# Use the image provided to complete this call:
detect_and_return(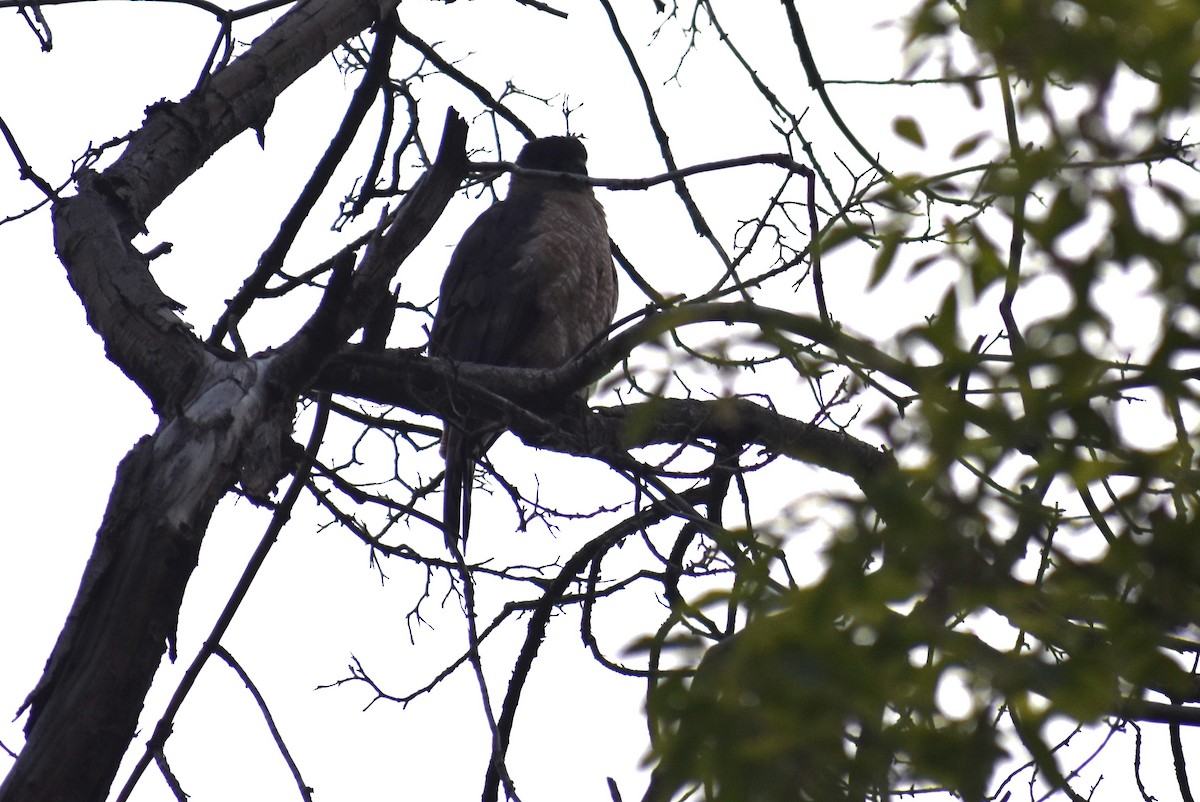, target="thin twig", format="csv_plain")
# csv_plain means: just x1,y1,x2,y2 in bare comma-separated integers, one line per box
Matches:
596,0,737,285
213,645,314,802
17,4,51,50
483,490,709,802
446,532,522,802
511,0,567,17
393,18,534,140
152,748,188,802
208,18,397,348
1172,707,1197,802
0,114,59,201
